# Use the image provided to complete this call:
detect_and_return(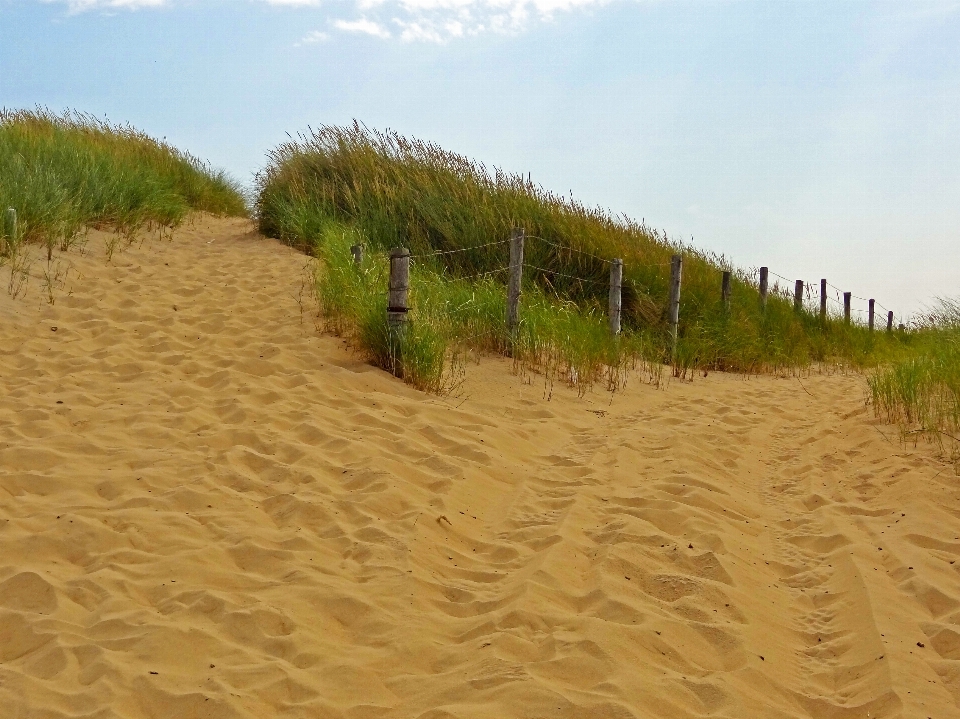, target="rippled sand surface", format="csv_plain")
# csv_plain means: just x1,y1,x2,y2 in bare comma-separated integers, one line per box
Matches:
2,216,959,718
